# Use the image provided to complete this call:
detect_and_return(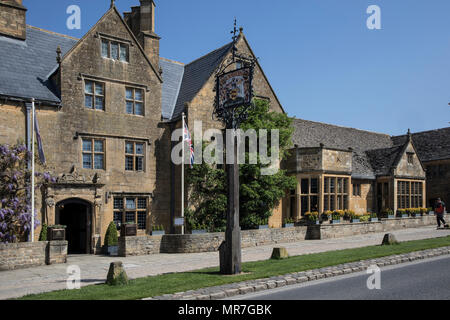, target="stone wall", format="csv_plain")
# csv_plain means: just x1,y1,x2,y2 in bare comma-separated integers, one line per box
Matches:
118,215,446,257
0,241,68,271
